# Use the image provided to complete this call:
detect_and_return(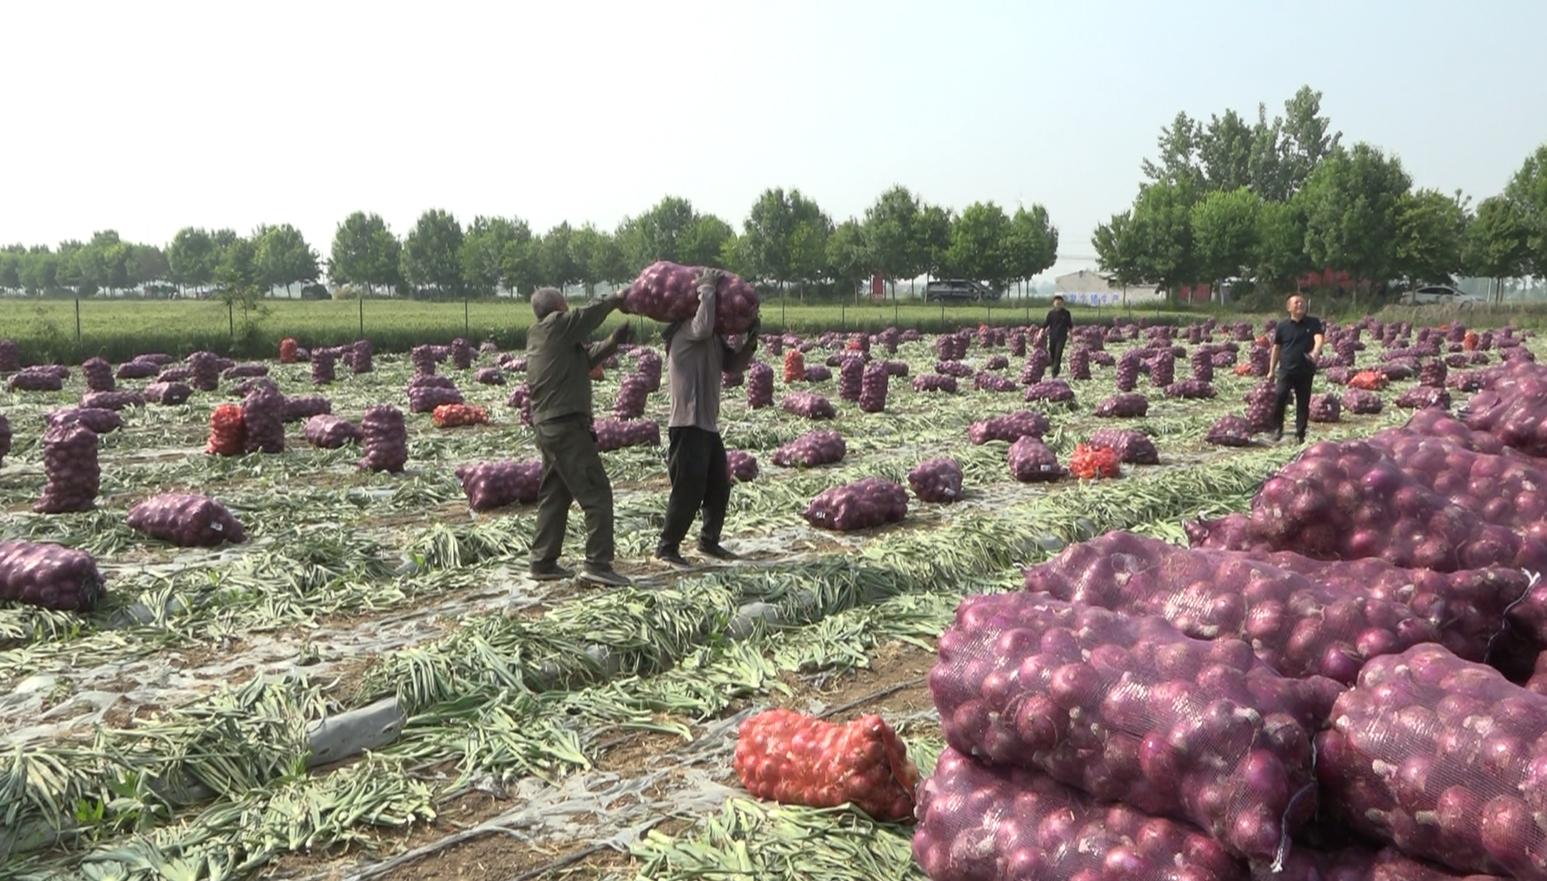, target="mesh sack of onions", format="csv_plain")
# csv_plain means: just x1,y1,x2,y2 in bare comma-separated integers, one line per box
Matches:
1342,388,1384,415
230,377,277,397
0,339,18,372
506,383,533,426
1069,346,1092,379
432,403,489,428
913,374,958,394
241,385,285,453
222,363,268,381
883,359,909,377
908,457,963,503
1350,370,1388,390
621,261,759,334
614,372,649,419
47,407,121,434
304,414,361,448
1206,415,1254,446
81,357,114,392
858,361,888,412
935,334,967,361
1022,531,1512,681
35,422,99,513
1149,350,1176,387
726,449,759,483
156,366,192,383
0,540,105,612
311,349,336,385
746,362,774,409
359,405,408,472
1420,358,1449,387
1115,350,1141,391
1323,366,1353,385
1382,361,1417,382
720,368,743,389
932,593,1336,863
1462,385,1547,455
410,345,437,376
803,364,832,382
450,337,473,370
781,392,836,419
0,413,9,467
474,367,505,385
1088,428,1159,465
1024,380,1074,403
772,430,846,468
282,394,331,423
1008,436,1064,482
1397,409,1509,453
1318,644,1547,879
593,418,659,452
915,748,1246,881
1397,386,1451,410
1021,347,1050,385
973,372,1017,392
407,381,463,413
1192,349,1215,382
1448,370,1489,392
1309,393,1342,423
1244,382,1278,431
278,337,299,363
984,354,1009,371
936,360,974,378
781,349,805,384
838,357,864,402
454,459,542,511
803,477,907,531
1166,379,1217,399
1094,392,1148,418
1008,331,1027,356
1070,442,1121,479
1248,345,1271,377
206,404,245,455
116,360,159,380
1213,349,1238,368
127,493,245,547
9,368,63,392
734,708,918,823
186,352,220,391
969,410,1049,445
348,339,373,373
